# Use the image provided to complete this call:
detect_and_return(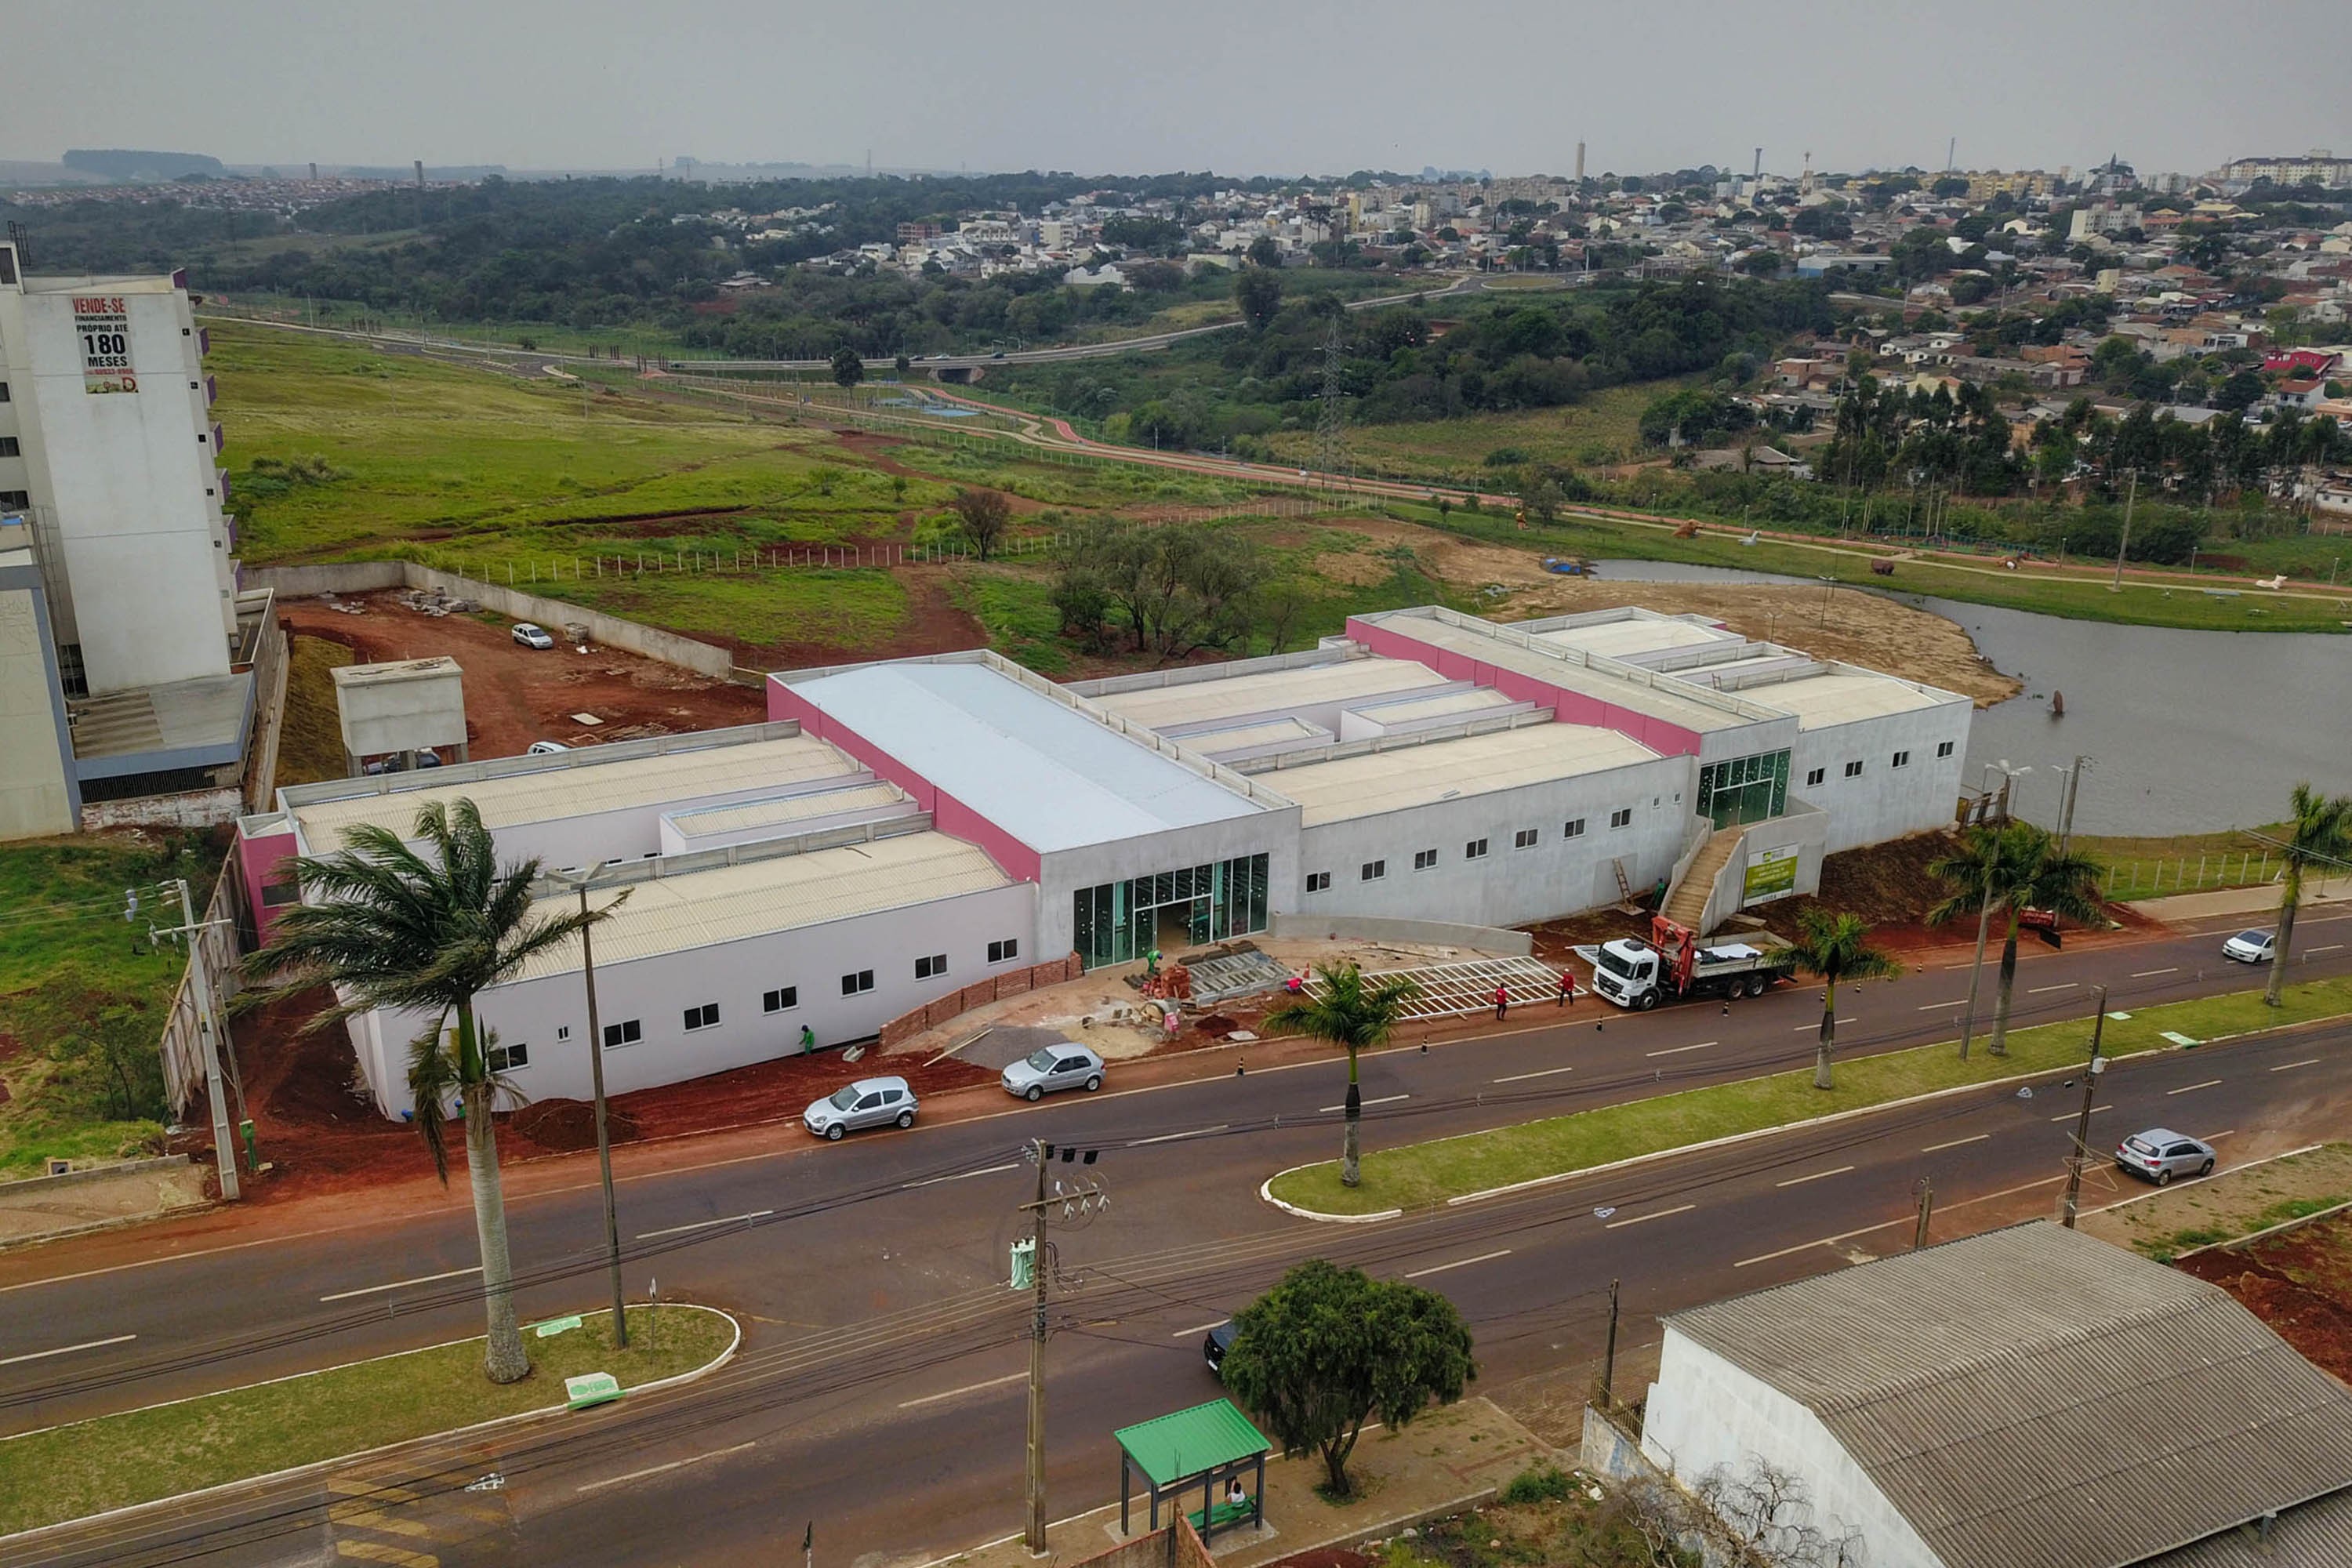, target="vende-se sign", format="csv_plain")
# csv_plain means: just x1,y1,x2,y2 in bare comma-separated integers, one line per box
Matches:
72,296,136,394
